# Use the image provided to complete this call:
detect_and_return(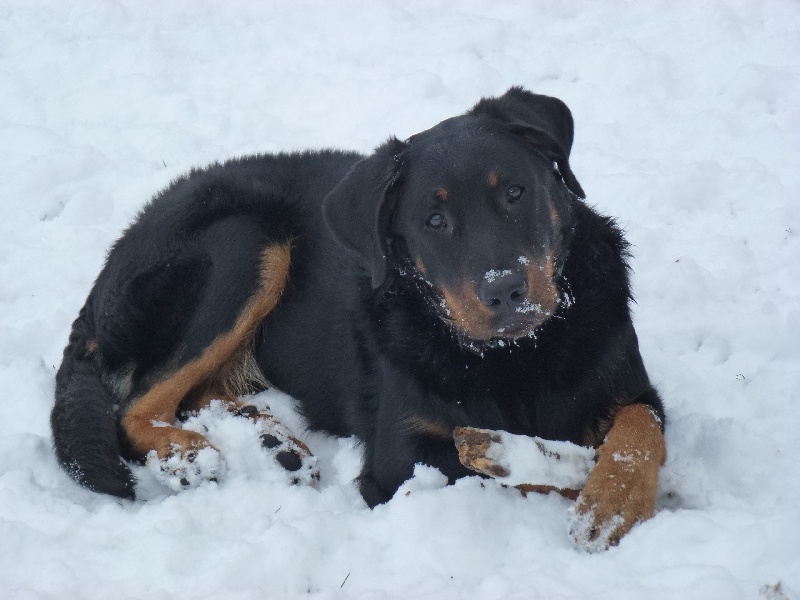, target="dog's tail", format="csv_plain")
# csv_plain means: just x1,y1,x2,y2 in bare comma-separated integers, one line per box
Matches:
51,307,135,499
